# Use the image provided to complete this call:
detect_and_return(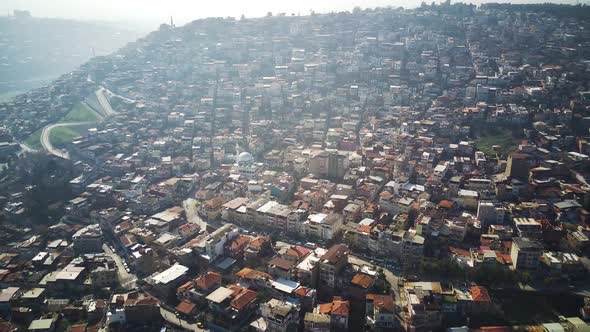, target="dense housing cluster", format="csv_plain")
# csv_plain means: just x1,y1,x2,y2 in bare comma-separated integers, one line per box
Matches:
1,3,590,332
